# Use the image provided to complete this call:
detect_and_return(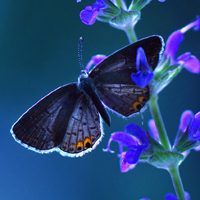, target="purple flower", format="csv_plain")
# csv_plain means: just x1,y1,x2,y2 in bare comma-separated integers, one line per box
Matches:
80,0,106,25
131,47,154,87
85,54,107,72
80,0,120,25
179,110,194,133
140,192,190,200
178,110,200,141
174,110,200,152
165,192,190,200
164,16,200,73
103,123,149,172
188,111,200,141
148,119,160,142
